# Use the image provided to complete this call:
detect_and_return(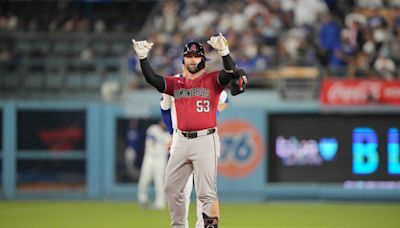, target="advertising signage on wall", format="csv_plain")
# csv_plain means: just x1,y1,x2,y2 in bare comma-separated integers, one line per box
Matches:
17,110,86,151
321,79,400,105
267,113,400,185
218,119,265,179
